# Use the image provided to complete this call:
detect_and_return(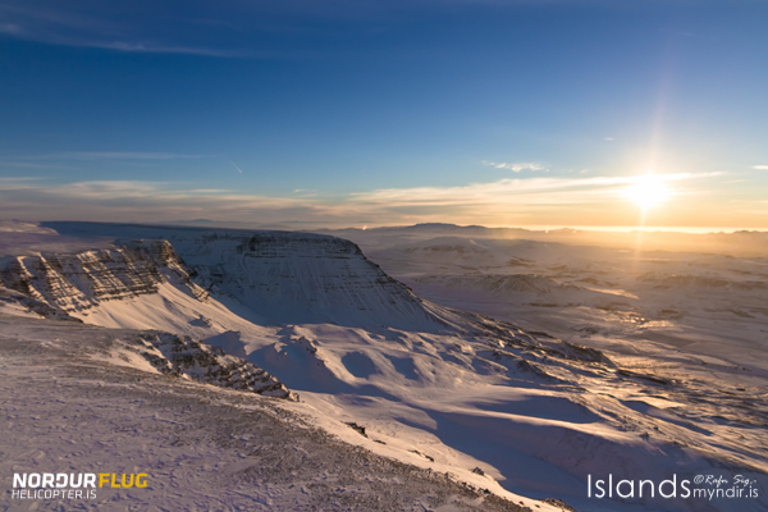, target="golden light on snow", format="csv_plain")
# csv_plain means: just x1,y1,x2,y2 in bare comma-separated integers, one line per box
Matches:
625,174,671,210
